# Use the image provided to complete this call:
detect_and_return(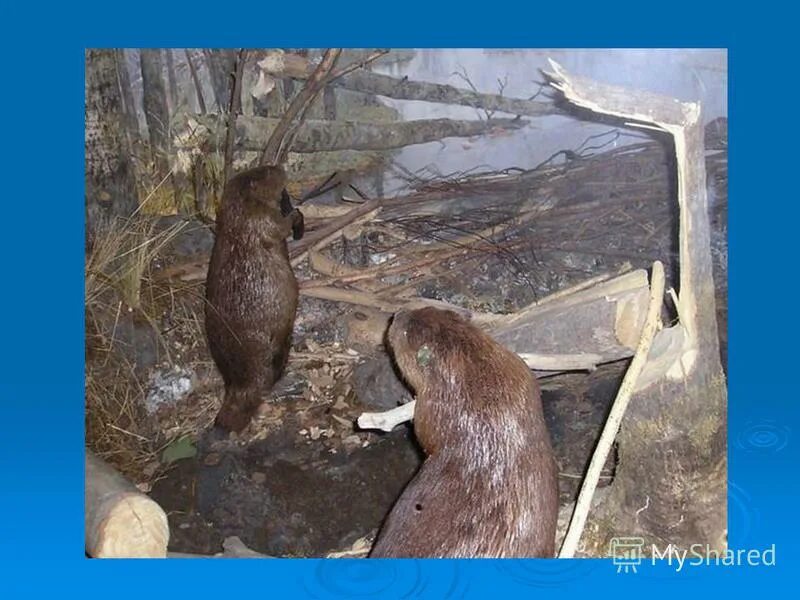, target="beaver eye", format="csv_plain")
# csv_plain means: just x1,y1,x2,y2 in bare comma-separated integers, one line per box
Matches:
416,345,432,367
414,503,423,512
